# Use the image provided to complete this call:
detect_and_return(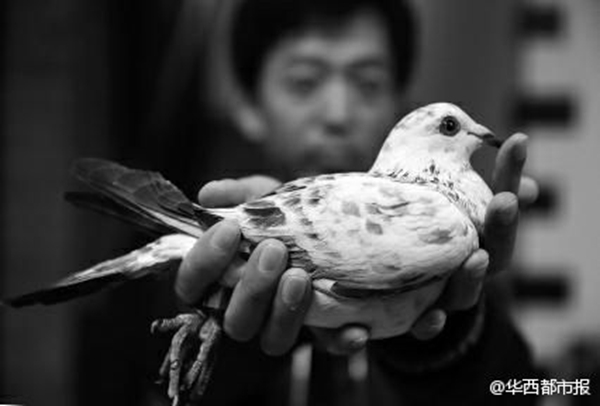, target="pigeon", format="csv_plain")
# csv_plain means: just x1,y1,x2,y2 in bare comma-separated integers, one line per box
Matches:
3,102,502,405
